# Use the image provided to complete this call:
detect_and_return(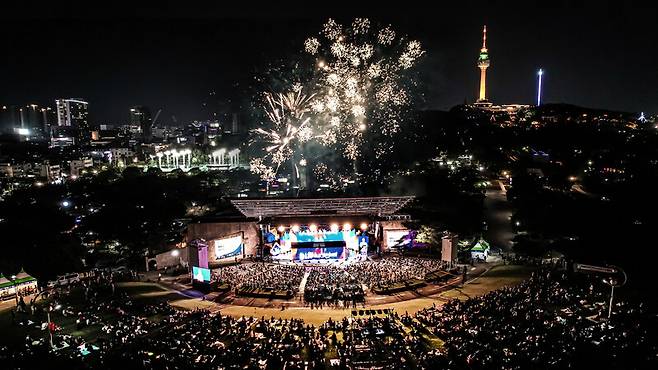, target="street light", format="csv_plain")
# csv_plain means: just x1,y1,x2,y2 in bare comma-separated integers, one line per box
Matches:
9,275,18,306
48,304,62,348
